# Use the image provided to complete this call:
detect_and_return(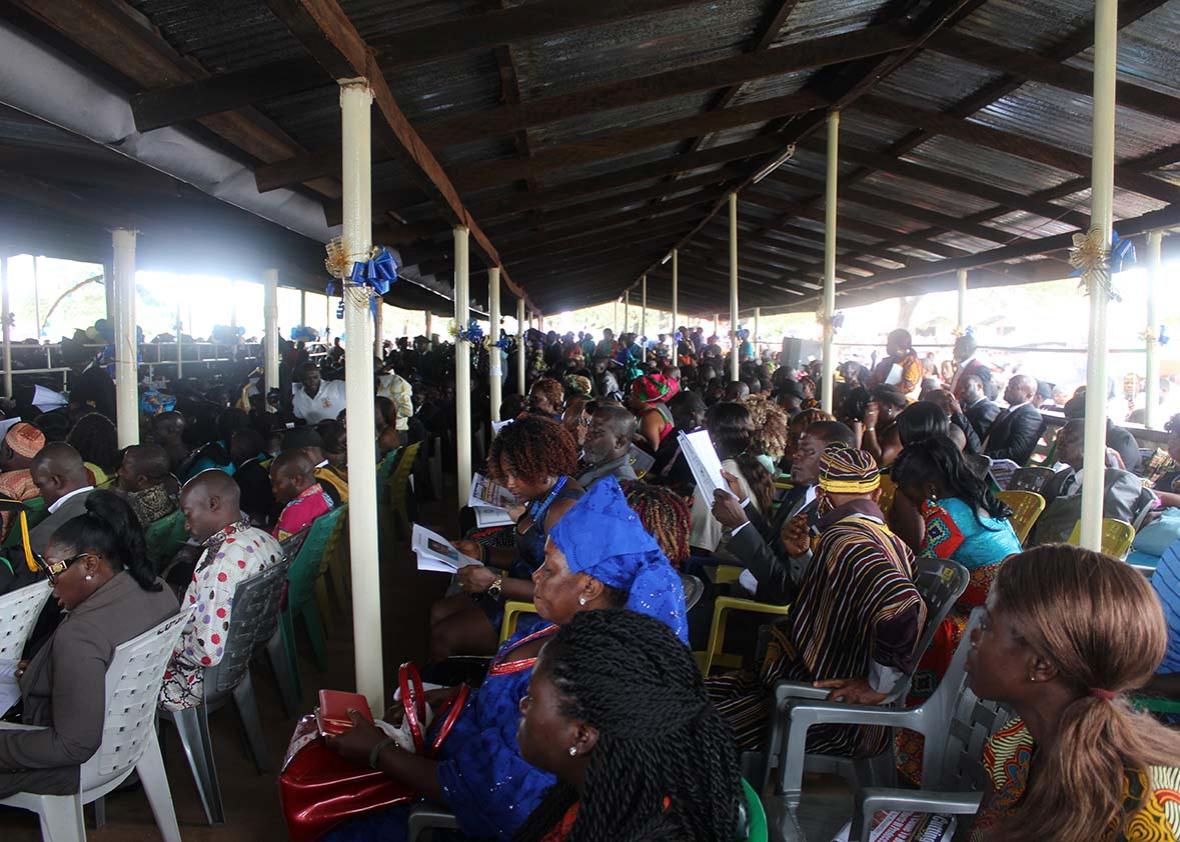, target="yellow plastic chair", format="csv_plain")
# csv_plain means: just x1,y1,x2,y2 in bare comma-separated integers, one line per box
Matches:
499,600,537,643
699,595,791,675
996,490,1046,544
386,441,422,539
1066,518,1135,559
877,473,897,514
